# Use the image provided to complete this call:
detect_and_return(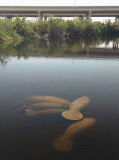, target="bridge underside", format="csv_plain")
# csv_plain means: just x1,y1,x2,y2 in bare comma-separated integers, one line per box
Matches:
0,6,119,20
